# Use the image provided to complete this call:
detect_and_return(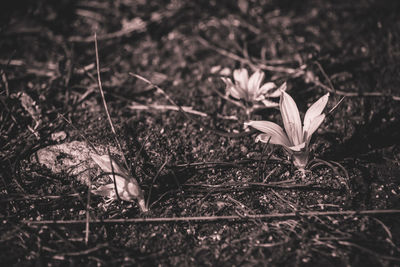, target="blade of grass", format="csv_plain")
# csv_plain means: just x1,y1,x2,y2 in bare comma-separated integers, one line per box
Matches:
94,33,129,171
